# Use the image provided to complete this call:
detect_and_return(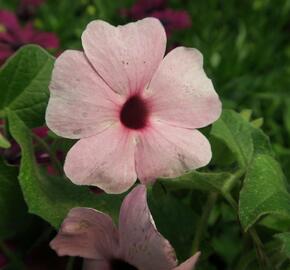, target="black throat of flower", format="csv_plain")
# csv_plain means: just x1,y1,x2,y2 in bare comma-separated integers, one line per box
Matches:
110,258,138,270
120,94,149,130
